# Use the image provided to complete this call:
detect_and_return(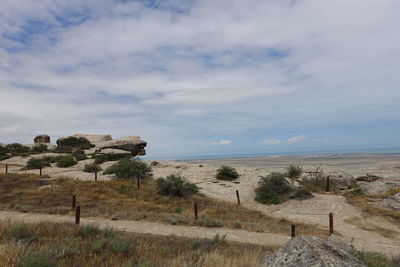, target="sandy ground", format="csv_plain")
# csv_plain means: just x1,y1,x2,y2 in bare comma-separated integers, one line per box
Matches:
1,153,400,255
